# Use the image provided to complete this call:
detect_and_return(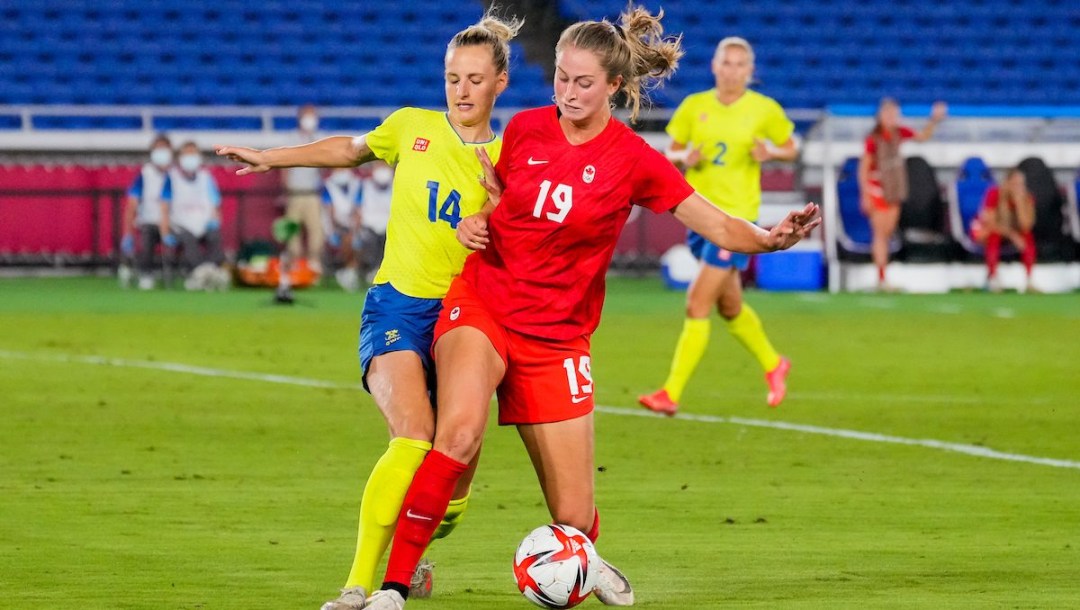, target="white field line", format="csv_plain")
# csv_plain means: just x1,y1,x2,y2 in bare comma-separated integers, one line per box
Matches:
3,349,1078,471
595,406,1080,470
0,349,360,390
